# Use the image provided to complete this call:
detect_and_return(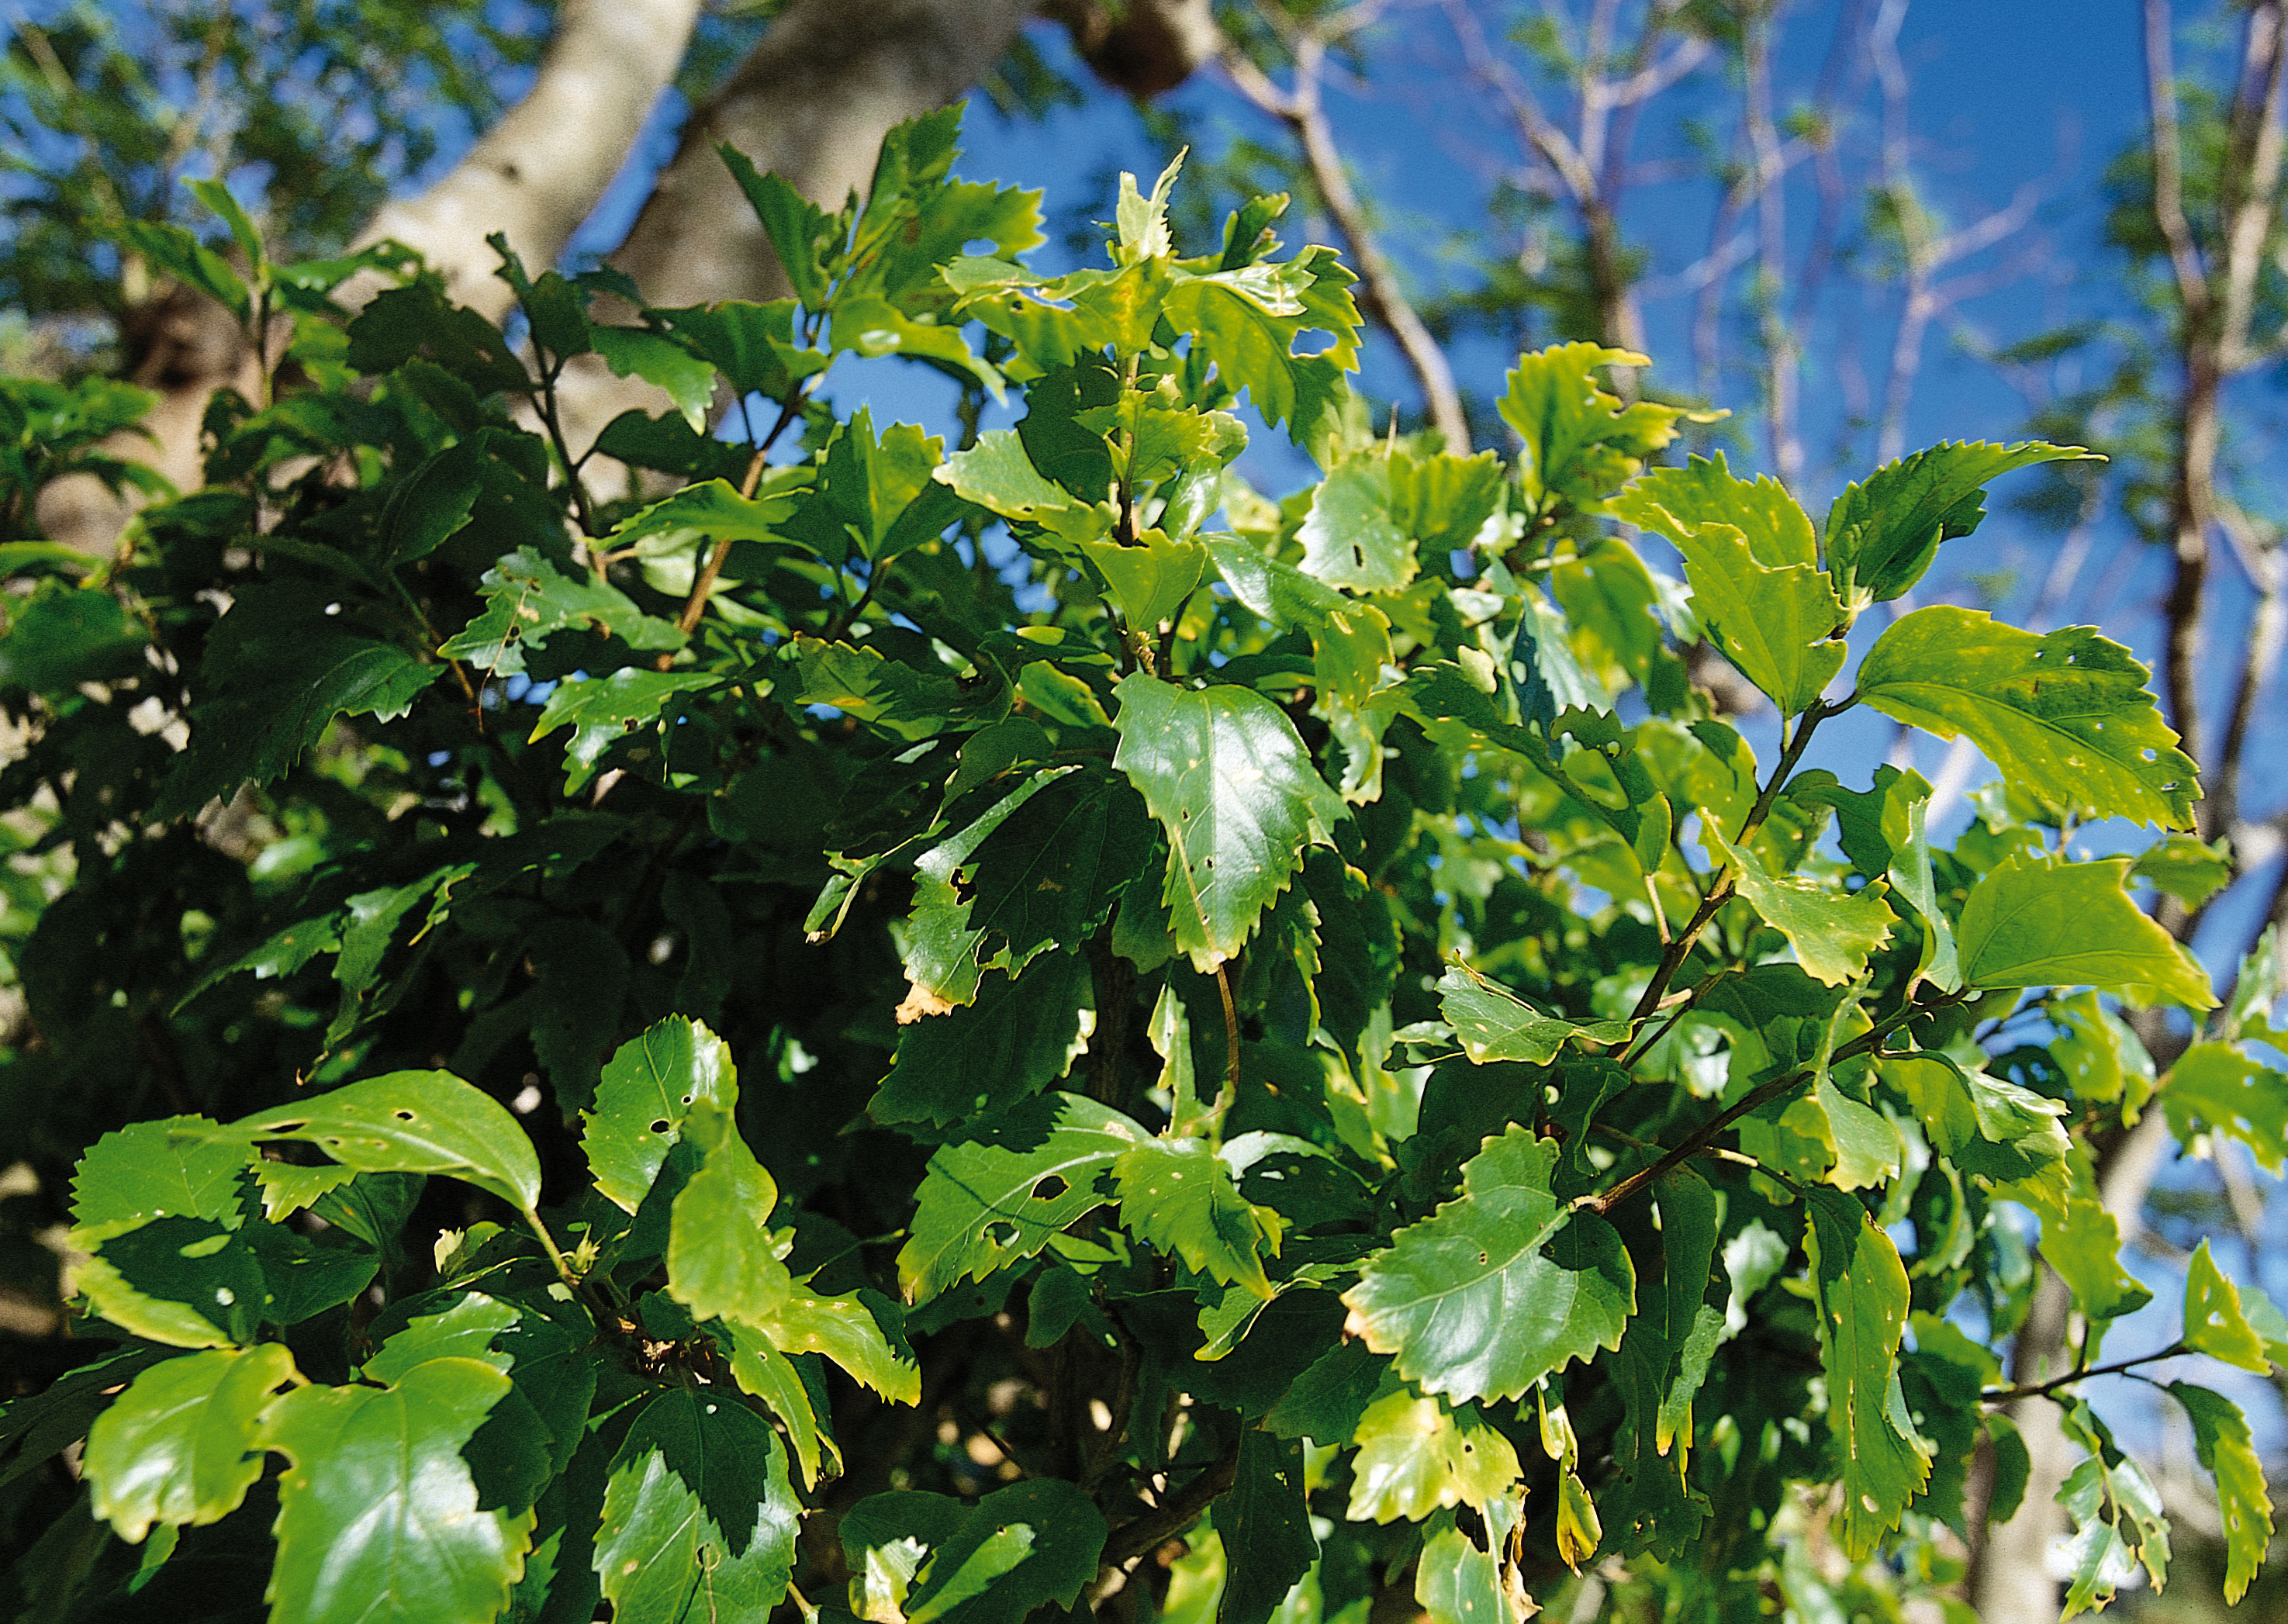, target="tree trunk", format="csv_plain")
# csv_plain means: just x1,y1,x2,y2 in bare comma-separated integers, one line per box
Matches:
350,0,709,320
549,0,1042,458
